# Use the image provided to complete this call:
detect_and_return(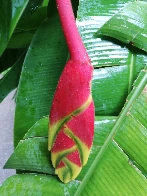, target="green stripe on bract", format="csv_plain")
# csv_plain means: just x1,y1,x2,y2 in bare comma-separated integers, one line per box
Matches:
64,127,90,166
51,145,77,168
55,157,82,183
48,95,92,150
48,116,71,150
